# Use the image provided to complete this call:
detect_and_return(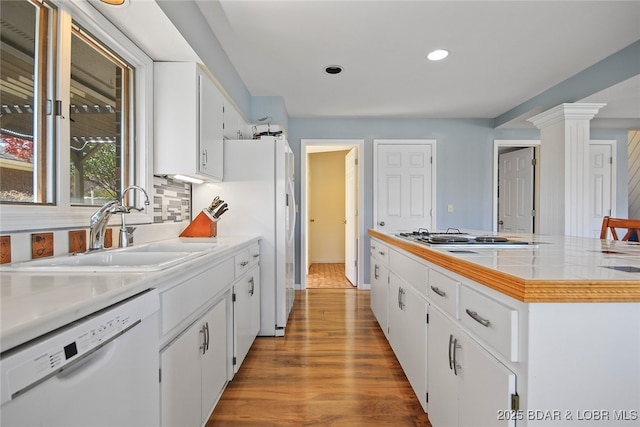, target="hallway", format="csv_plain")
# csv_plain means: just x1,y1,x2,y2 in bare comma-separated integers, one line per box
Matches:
306,263,354,289
207,289,432,426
